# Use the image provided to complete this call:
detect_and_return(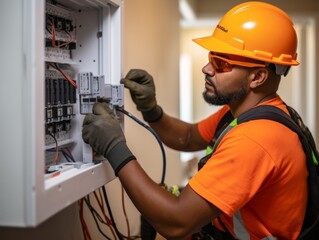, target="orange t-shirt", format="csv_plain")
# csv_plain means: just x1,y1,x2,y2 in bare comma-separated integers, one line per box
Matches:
189,97,308,240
